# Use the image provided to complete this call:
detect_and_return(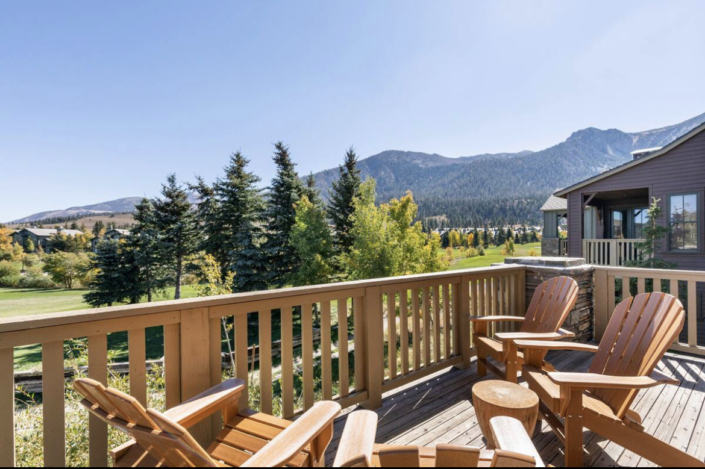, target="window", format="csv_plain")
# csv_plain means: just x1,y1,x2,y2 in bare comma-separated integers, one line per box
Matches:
670,194,699,250
632,208,649,239
612,211,624,239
